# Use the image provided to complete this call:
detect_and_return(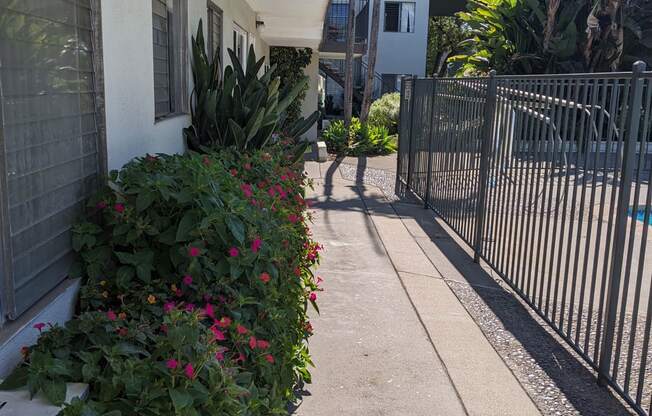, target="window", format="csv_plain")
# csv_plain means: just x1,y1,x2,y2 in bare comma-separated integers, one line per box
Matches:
384,2,415,33
152,0,188,119
207,1,223,63
382,74,399,94
232,23,248,69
